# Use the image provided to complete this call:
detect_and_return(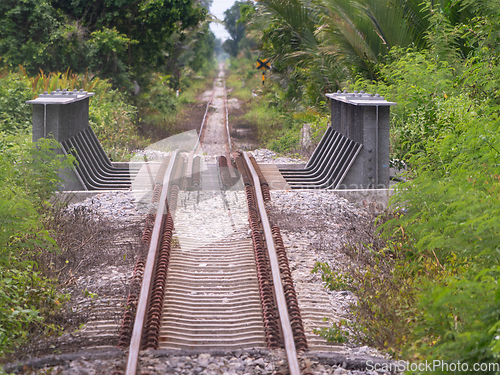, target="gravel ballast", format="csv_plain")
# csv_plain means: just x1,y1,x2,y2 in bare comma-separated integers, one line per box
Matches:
5,152,397,374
